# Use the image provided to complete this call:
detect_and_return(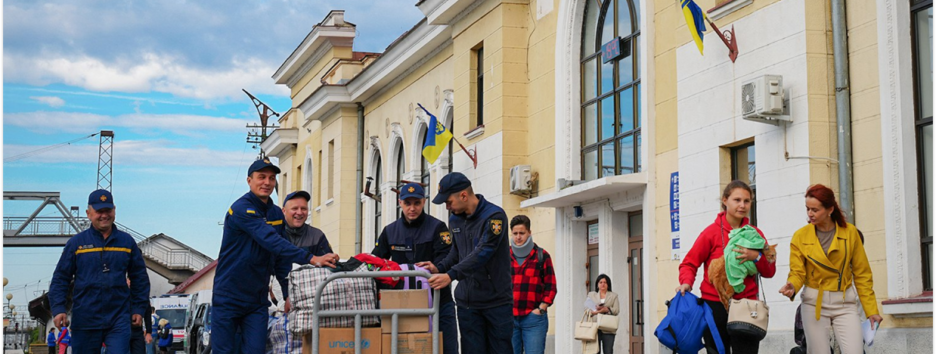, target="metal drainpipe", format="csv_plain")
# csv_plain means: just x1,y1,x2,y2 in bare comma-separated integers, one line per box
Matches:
832,0,855,222
355,102,365,254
